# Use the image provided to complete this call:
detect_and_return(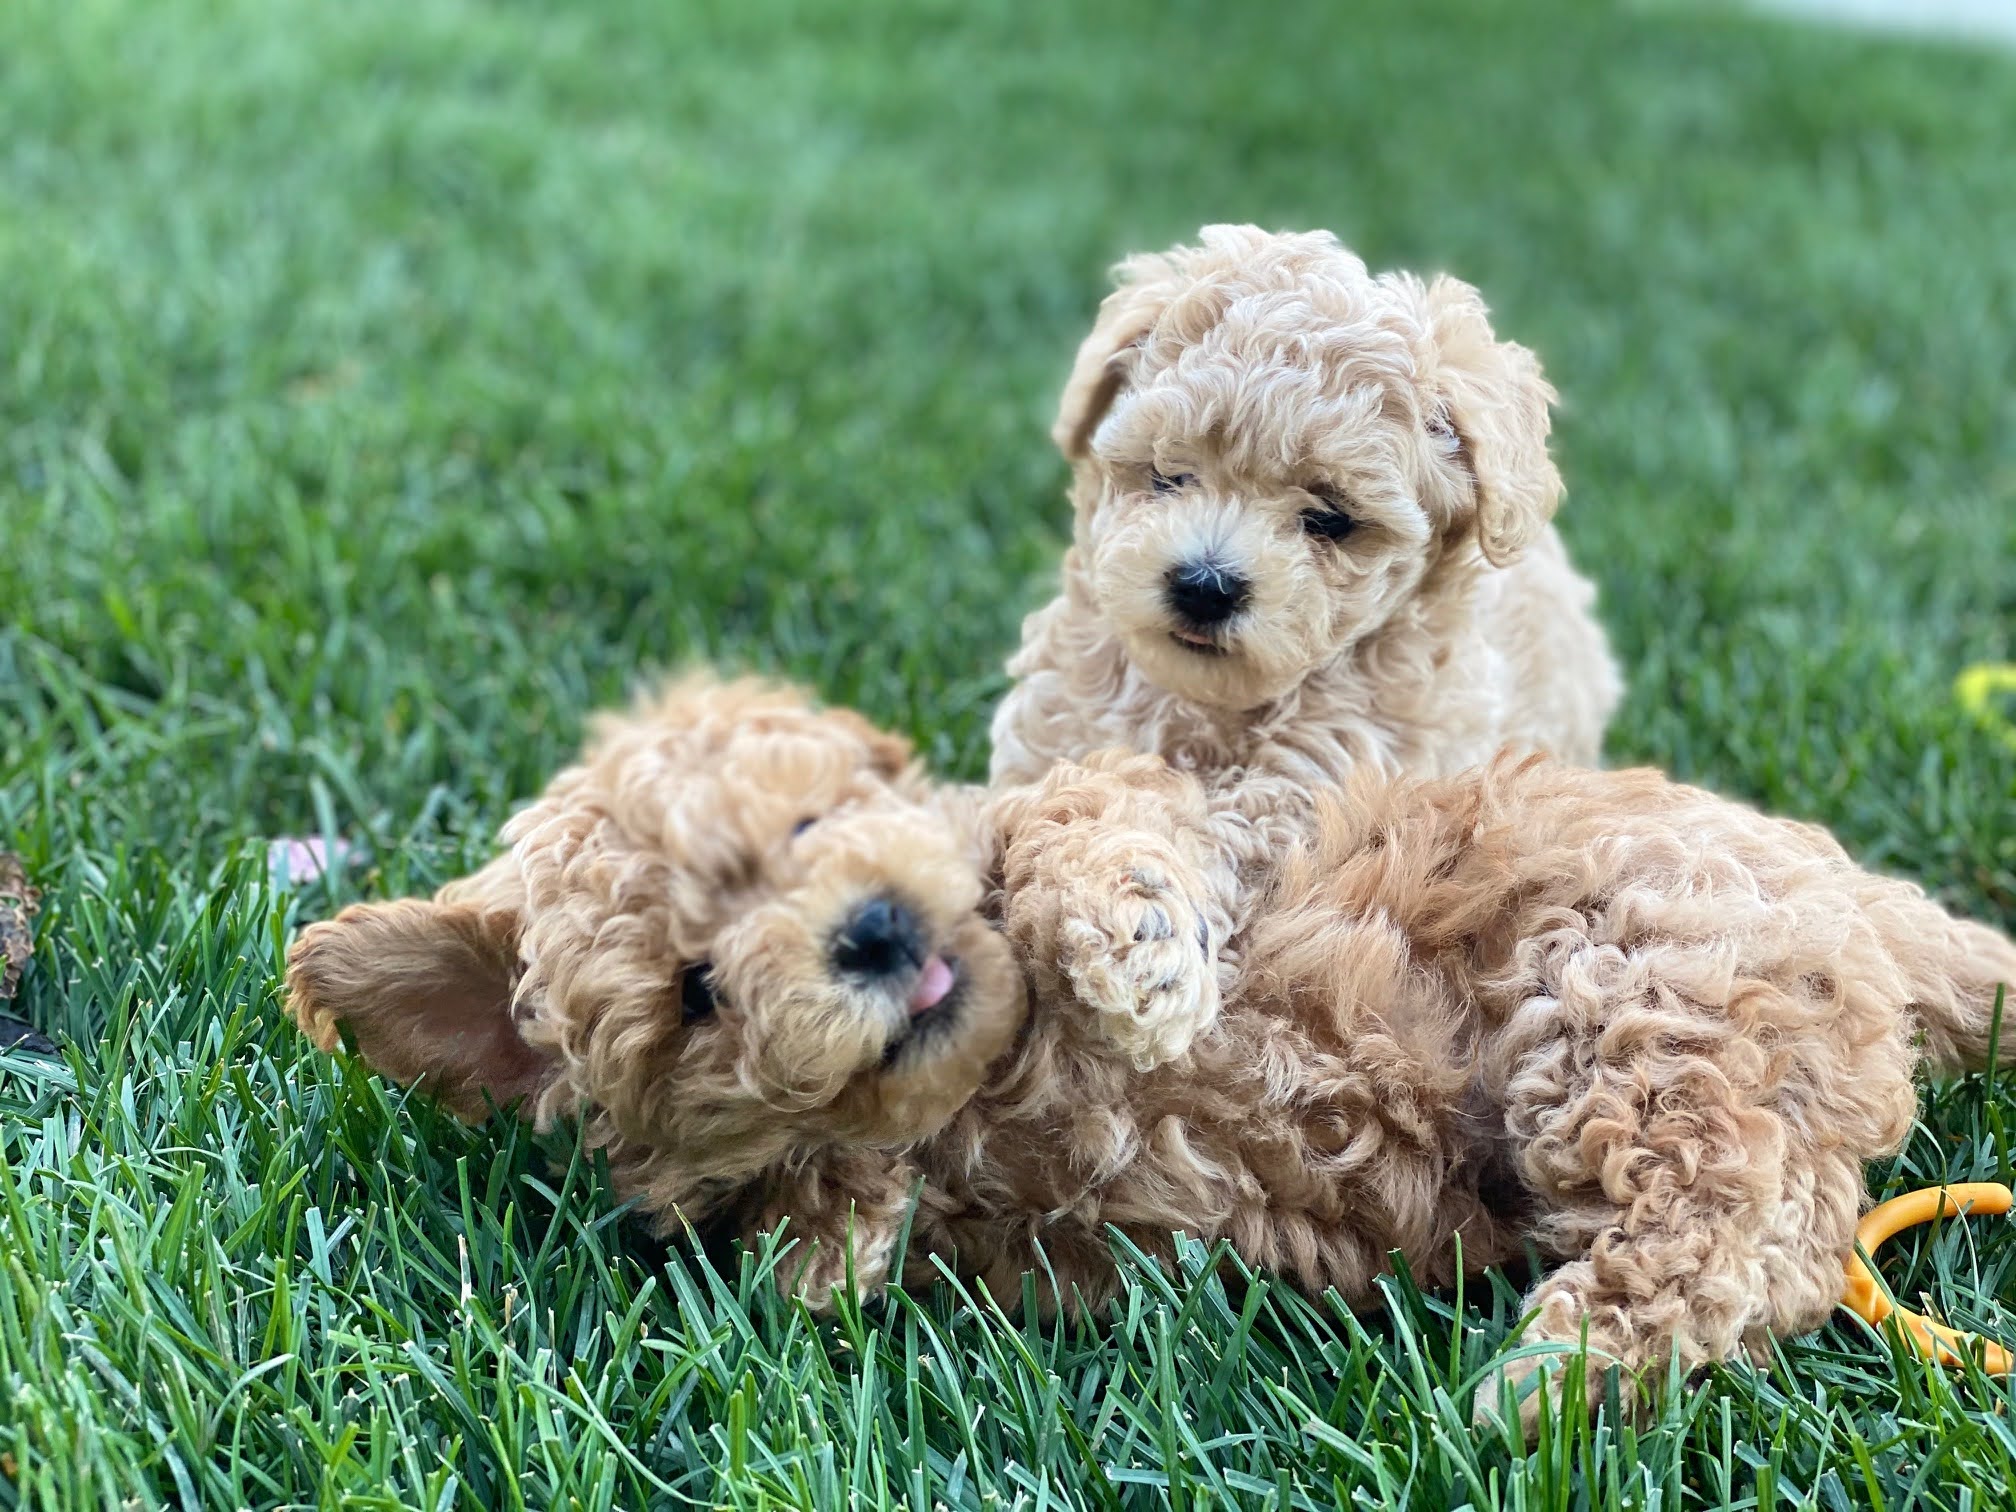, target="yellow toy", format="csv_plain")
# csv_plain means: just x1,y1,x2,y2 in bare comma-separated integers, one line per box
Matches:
1841,1182,2013,1373
1955,663,2016,752
1842,679,2016,1374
